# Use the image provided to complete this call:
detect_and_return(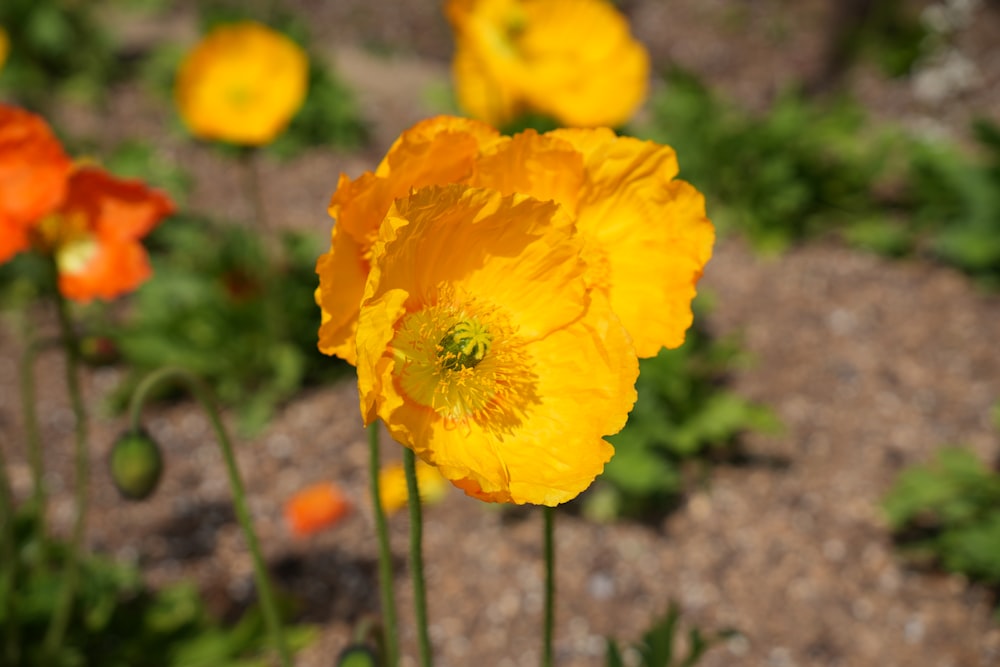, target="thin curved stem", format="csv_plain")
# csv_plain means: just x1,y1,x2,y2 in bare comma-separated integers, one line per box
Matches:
543,506,556,667
403,448,433,667
128,366,292,667
43,275,90,657
367,424,400,667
